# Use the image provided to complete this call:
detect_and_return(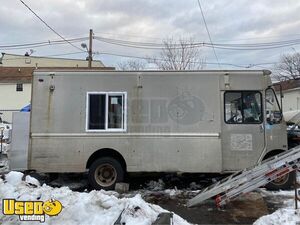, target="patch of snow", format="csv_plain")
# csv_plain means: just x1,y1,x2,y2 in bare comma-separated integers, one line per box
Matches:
4,171,23,185
25,175,40,187
146,179,165,191
255,187,300,225
254,207,300,225
164,189,178,196
259,188,295,197
0,172,191,225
